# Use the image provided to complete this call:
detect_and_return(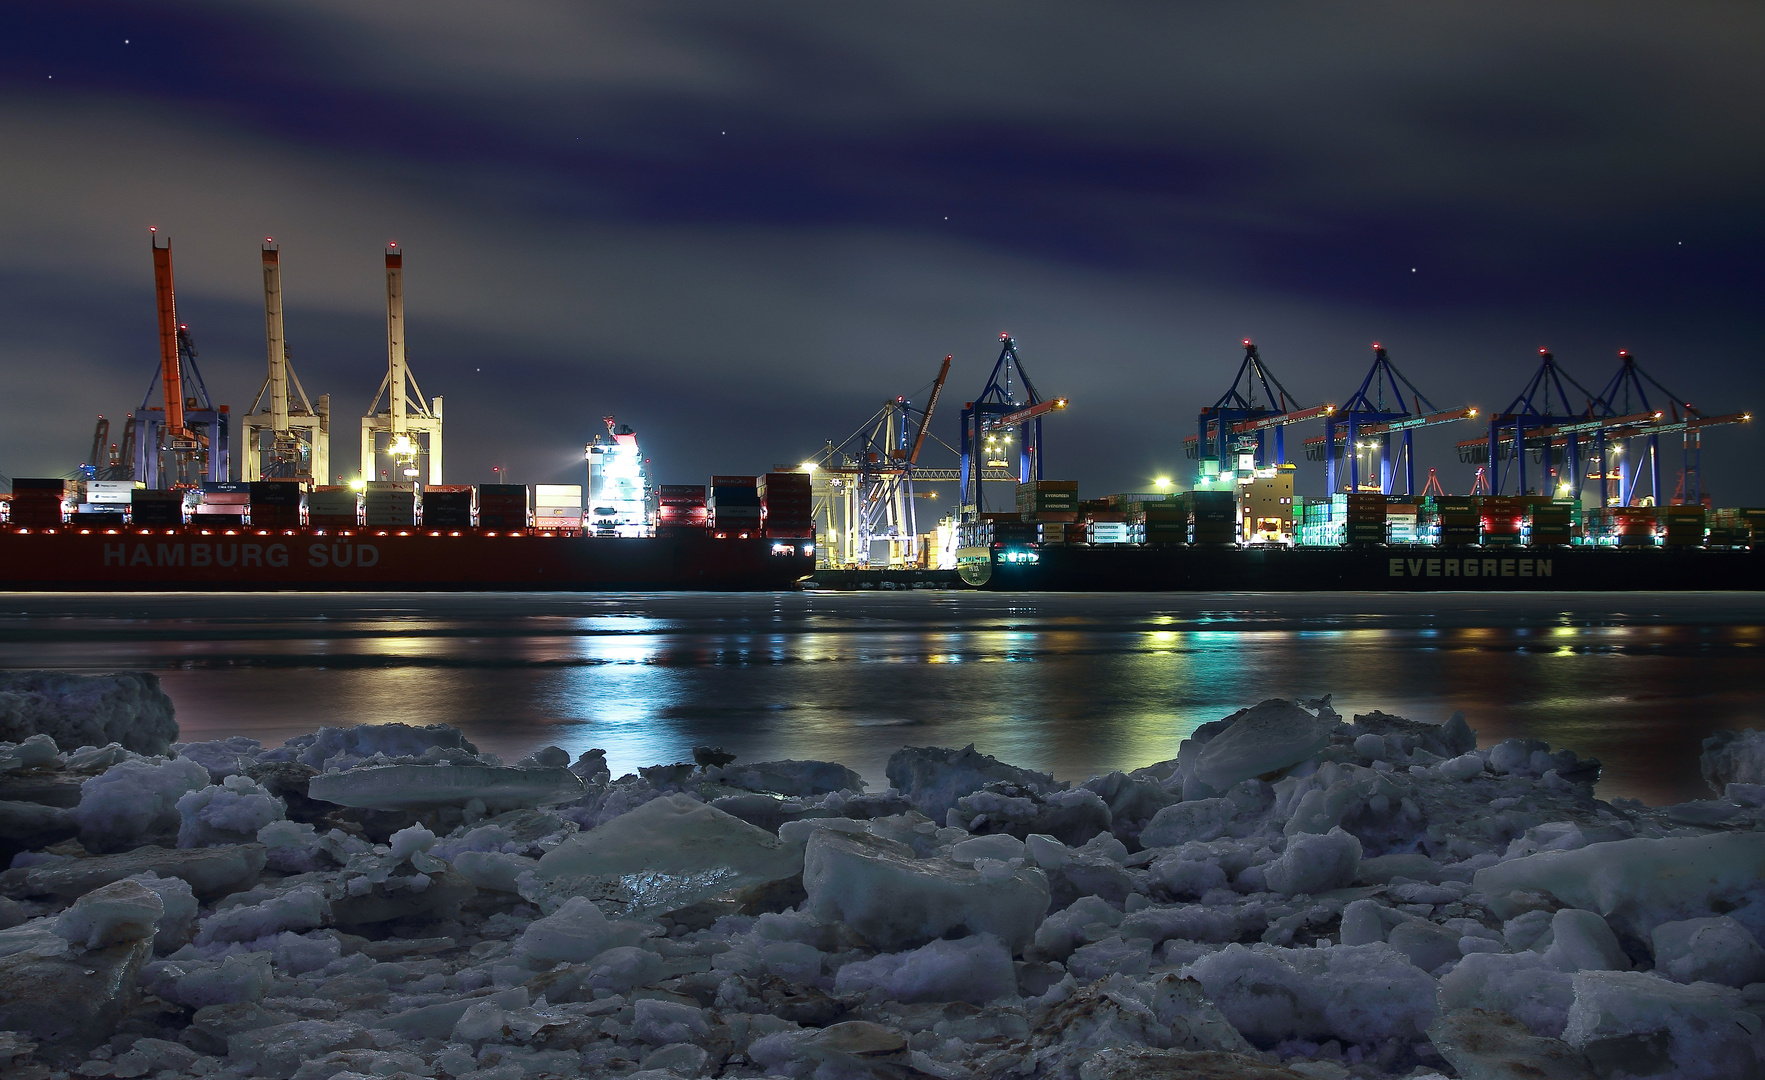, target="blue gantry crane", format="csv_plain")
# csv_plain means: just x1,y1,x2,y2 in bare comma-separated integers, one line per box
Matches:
1587,351,1751,507
958,334,1067,516
1316,343,1476,495
1187,341,1332,481
1475,349,1600,496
